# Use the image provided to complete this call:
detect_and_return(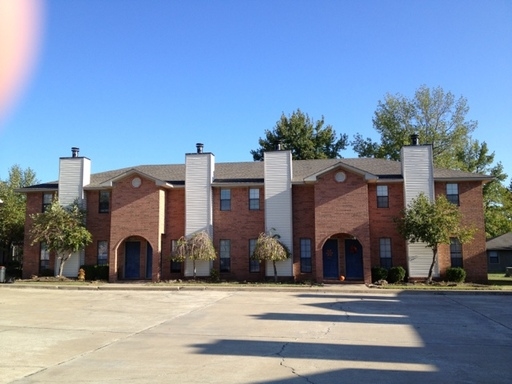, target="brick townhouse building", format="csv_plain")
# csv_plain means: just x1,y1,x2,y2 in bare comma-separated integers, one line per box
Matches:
19,140,492,284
